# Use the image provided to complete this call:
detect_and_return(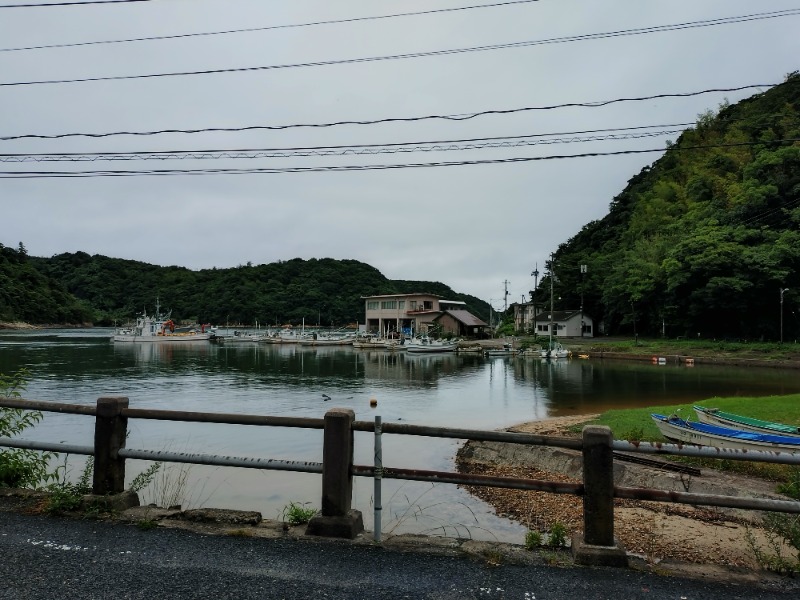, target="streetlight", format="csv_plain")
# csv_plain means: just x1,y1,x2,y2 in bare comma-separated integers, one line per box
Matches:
780,288,789,343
